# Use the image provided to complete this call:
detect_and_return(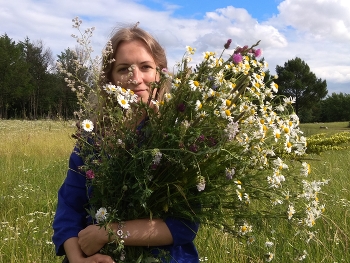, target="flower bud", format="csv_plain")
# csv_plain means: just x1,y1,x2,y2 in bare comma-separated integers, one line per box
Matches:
224,39,232,49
